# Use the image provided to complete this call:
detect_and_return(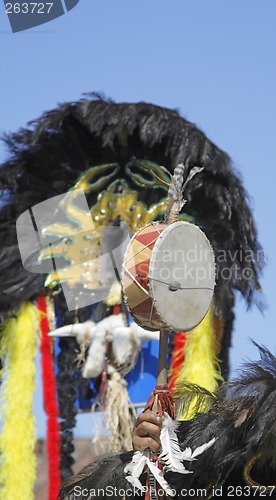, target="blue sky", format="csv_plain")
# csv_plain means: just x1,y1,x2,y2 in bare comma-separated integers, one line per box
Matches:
1,0,276,436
